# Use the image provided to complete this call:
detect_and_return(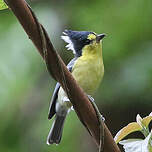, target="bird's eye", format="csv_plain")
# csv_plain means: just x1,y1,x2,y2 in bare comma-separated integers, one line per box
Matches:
85,39,91,45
